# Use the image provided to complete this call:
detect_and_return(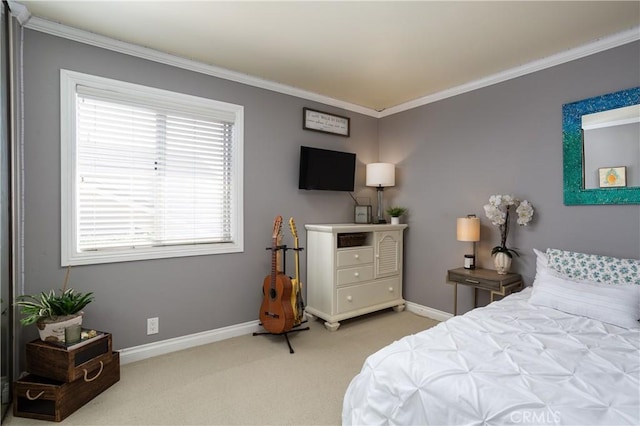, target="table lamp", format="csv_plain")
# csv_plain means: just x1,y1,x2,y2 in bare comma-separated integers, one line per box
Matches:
457,214,480,269
366,163,395,223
